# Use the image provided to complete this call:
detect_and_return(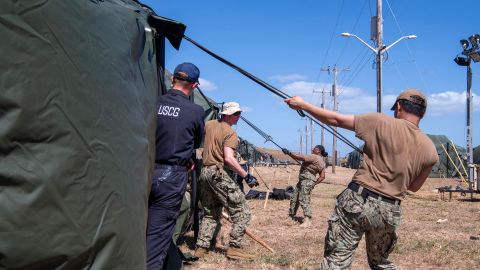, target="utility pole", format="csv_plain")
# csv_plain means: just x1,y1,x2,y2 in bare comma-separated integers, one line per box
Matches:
298,129,303,154
342,0,416,113
321,88,326,146
305,119,309,154
322,65,350,174
310,88,325,148
375,0,383,112
310,118,314,150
